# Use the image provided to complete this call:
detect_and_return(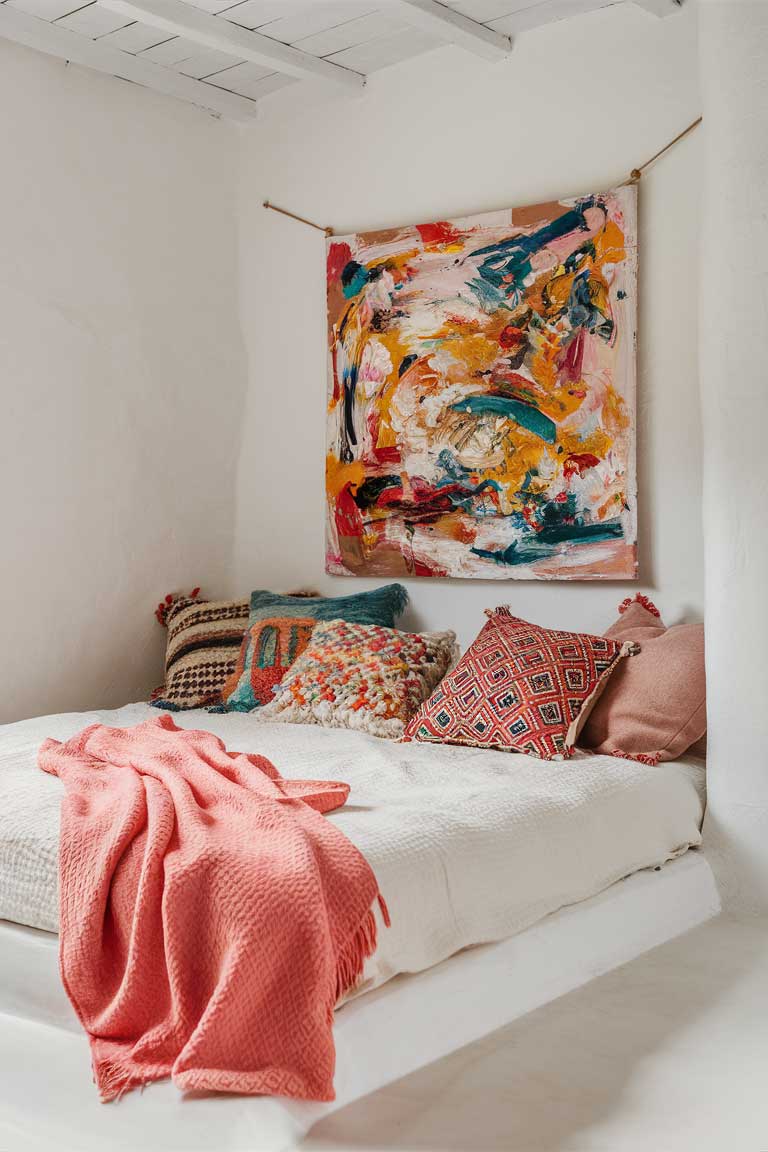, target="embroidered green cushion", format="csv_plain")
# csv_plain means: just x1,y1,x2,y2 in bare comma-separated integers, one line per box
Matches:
248,584,408,629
